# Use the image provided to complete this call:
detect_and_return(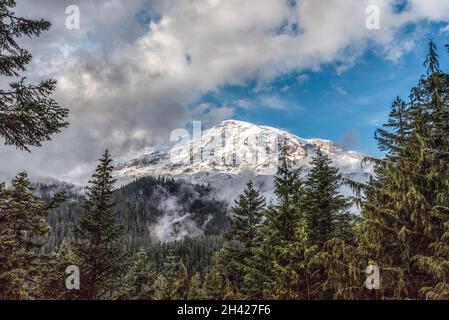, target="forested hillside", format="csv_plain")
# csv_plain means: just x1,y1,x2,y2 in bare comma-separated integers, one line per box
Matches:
36,177,229,269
